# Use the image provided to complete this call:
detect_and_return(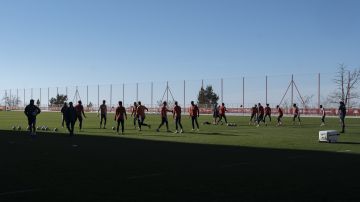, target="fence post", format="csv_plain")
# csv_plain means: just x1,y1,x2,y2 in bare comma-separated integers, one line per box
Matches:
97,84,100,108
221,78,223,104
136,83,139,102
122,83,125,104
47,87,49,108
86,85,89,107
110,84,112,109
24,89,26,107
16,88,19,107
242,77,245,109
9,89,12,108
265,75,268,104
31,88,33,99
151,82,153,108
318,73,320,110
40,88,42,107
291,74,294,107
183,80,186,109
166,81,169,104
